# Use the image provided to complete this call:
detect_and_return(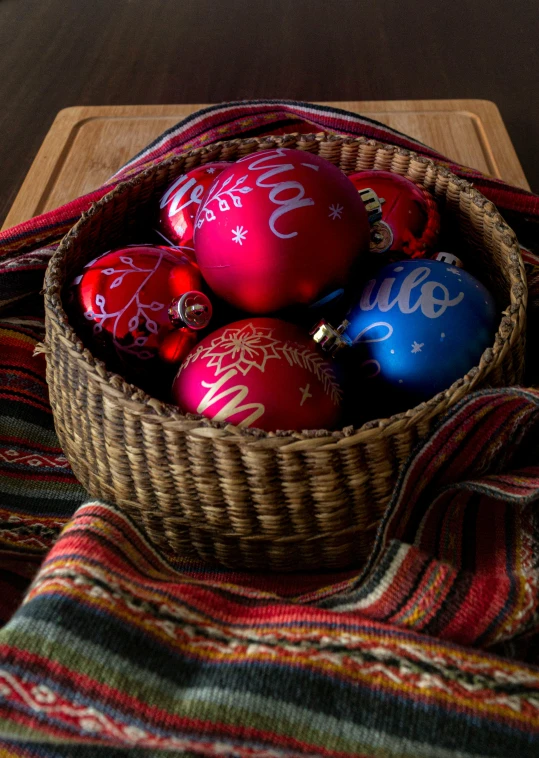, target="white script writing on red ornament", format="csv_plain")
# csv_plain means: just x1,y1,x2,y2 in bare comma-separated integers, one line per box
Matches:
360,266,464,319
160,175,206,216
243,148,318,239
197,369,265,427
